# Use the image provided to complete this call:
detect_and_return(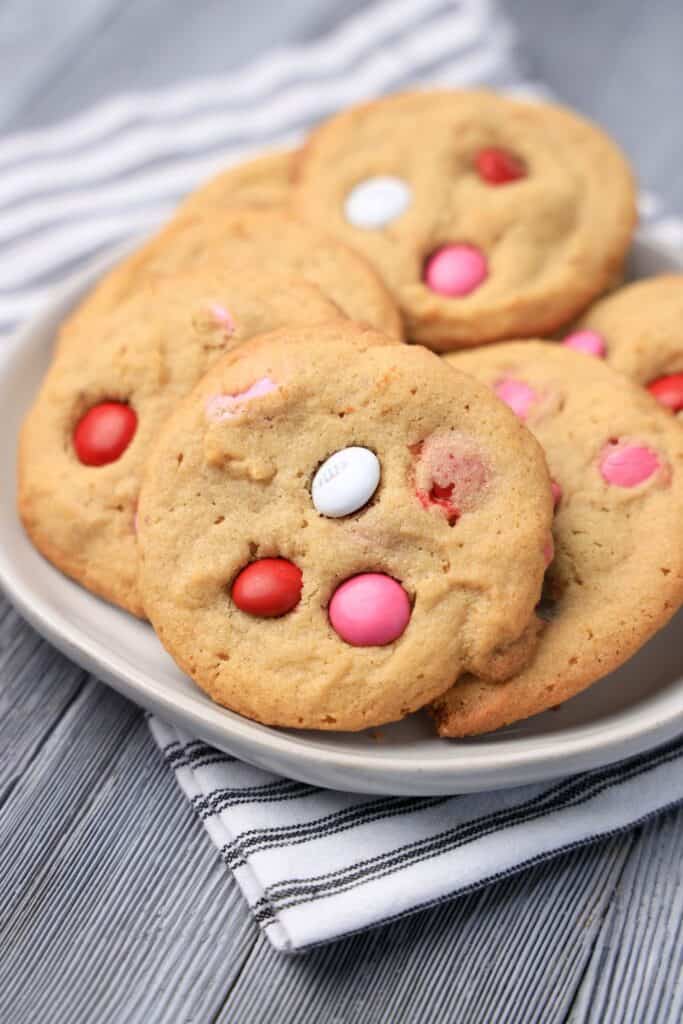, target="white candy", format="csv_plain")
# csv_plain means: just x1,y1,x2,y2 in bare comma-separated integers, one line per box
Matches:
343,176,411,229
312,447,380,518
